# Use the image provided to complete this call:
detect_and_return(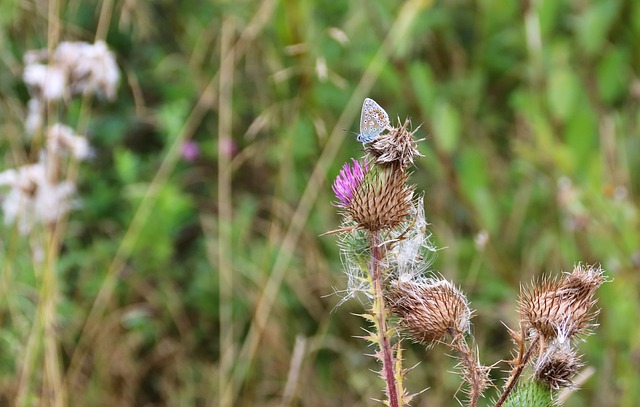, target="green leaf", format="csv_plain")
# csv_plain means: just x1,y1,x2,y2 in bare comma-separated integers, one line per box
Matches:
432,102,460,154
547,67,580,122
409,62,436,114
597,48,629,104
114,148,138,184
575,1,621,56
